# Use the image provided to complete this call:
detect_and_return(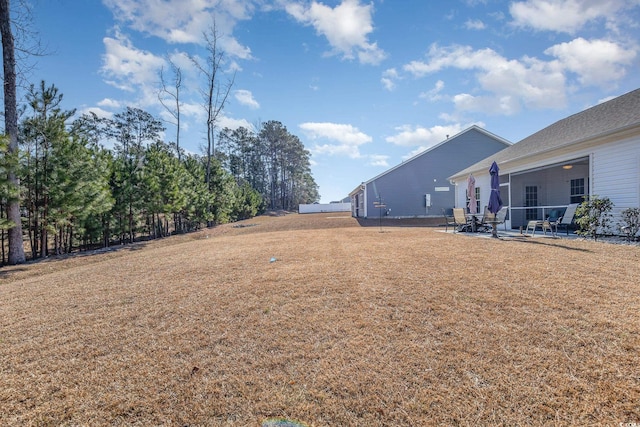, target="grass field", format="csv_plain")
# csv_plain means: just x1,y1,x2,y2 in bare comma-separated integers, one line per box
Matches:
1,212,639,426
